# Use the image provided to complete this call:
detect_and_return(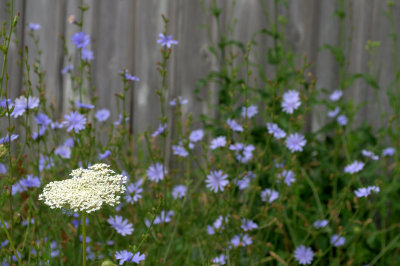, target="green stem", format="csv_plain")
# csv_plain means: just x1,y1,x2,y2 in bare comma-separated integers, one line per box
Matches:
81,212,87,266
1,215,21,266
